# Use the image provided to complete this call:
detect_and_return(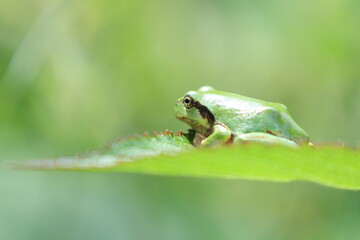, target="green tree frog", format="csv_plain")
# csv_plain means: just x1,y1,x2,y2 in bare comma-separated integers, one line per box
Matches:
175,86,310,148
